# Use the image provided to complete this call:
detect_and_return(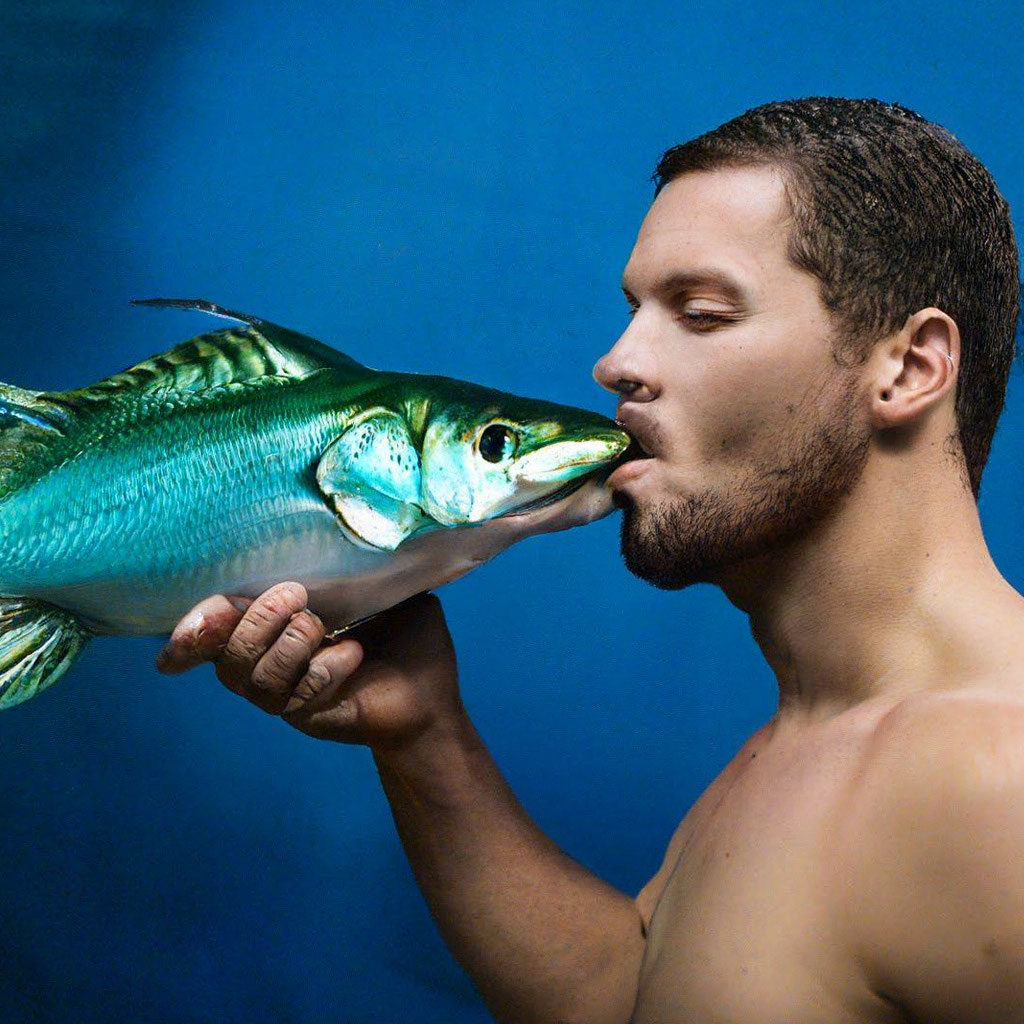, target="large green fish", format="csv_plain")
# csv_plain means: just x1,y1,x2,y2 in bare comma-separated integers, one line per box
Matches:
0,299,630,710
